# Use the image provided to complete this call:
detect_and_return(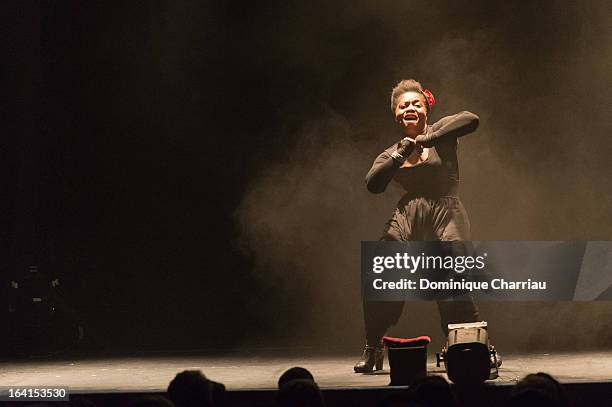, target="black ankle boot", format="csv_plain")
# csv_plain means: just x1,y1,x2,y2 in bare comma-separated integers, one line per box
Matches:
490,346,502,368
354,345,384,373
